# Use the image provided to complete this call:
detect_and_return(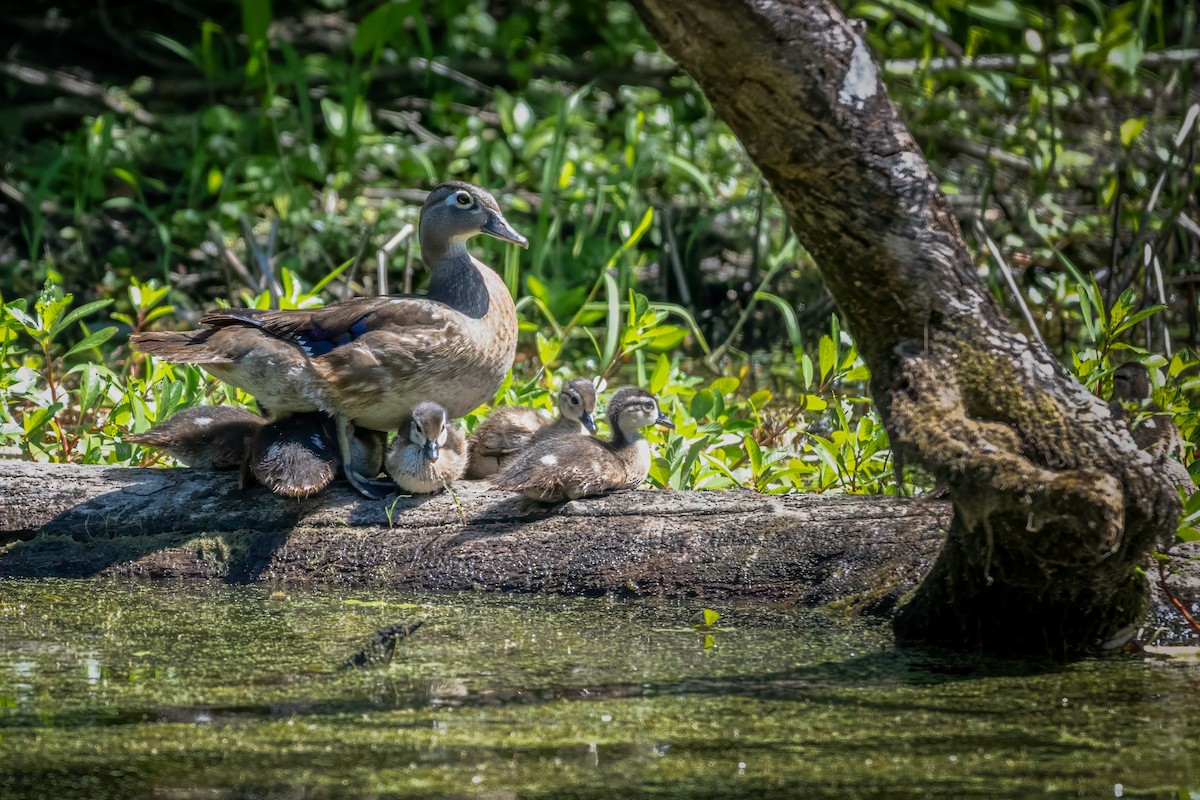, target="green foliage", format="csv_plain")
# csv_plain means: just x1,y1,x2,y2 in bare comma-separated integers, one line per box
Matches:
0,0,1196,504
